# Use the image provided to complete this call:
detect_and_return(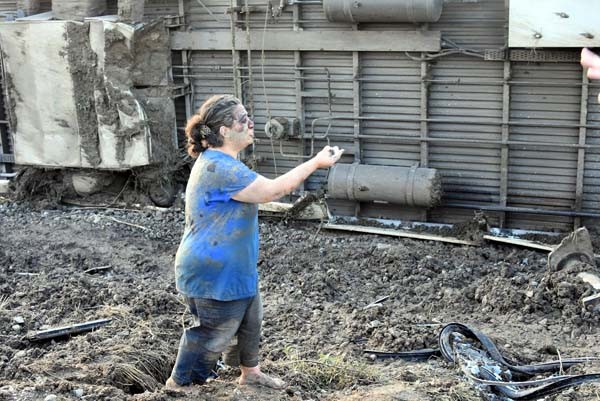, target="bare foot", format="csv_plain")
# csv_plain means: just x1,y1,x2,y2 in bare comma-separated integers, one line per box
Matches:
239,372,286,389
165,377,195,392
